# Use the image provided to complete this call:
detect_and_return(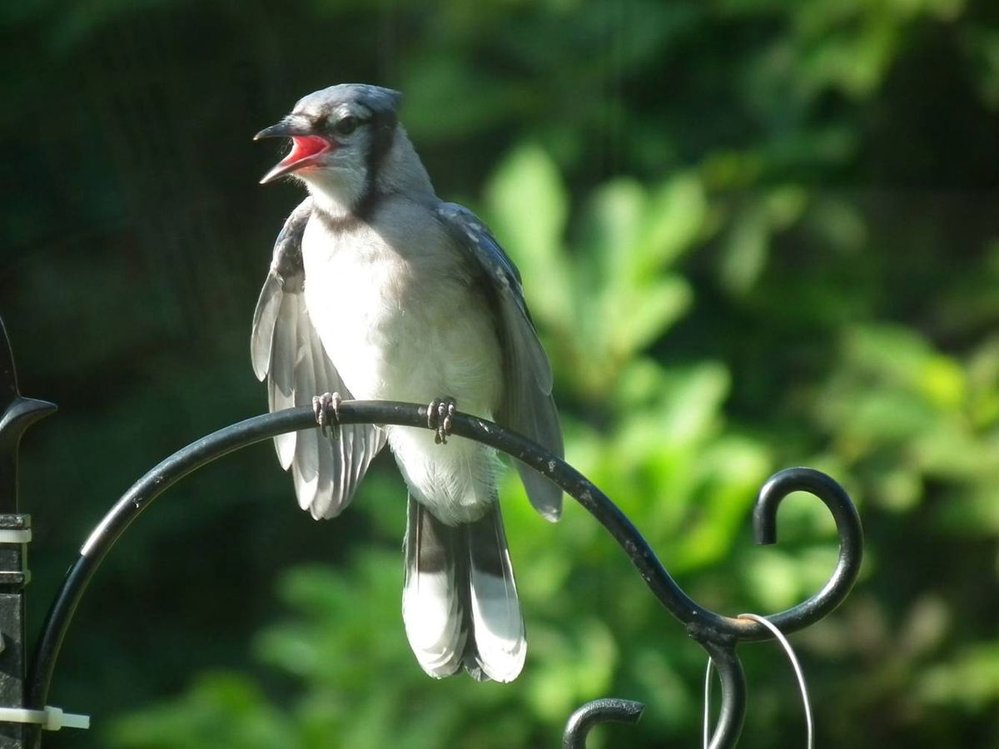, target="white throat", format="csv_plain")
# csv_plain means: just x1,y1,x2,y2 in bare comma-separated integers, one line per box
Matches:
300,169,368,222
